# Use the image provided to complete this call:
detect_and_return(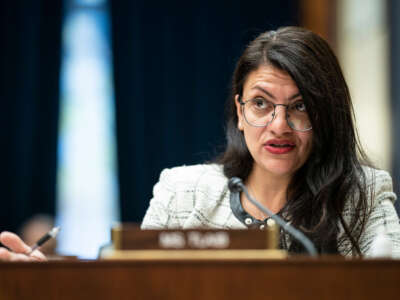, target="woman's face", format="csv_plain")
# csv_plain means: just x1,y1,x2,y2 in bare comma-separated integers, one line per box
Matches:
235,64,313,179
